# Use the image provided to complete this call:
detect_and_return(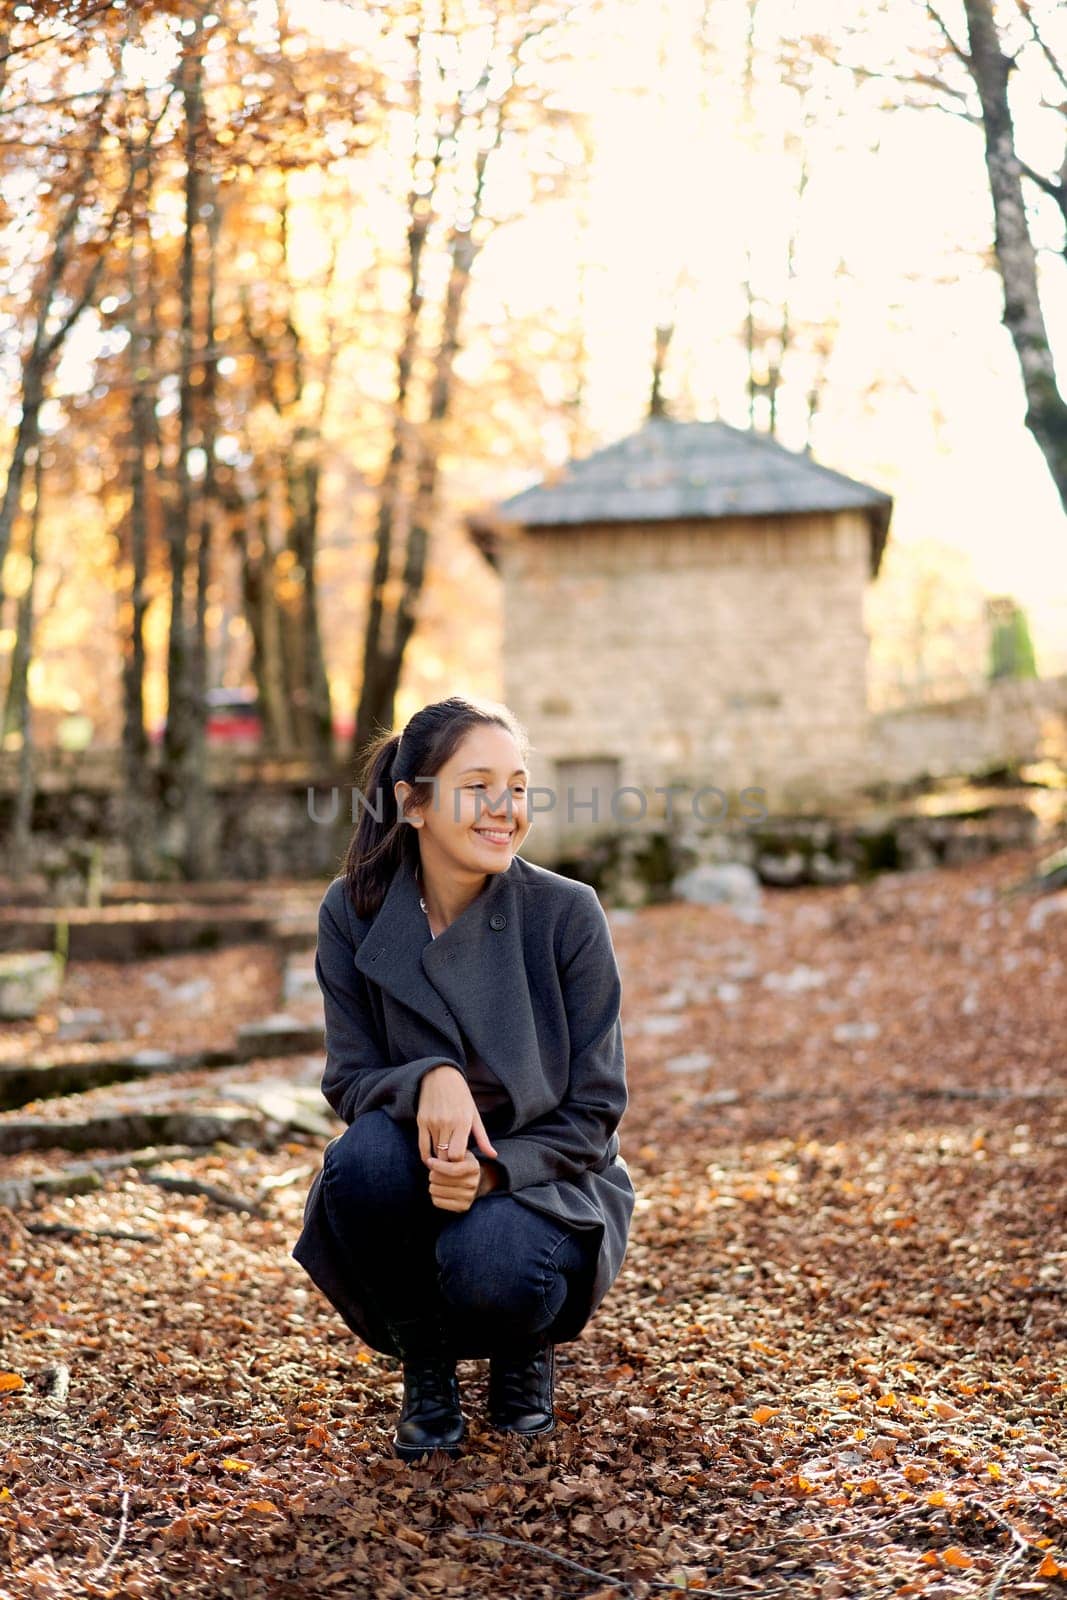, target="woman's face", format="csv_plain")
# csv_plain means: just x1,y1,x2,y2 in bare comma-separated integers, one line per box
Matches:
397,723,532,879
